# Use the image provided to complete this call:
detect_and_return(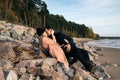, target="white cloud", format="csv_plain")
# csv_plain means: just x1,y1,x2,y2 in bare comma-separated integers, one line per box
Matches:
43,0,120,36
